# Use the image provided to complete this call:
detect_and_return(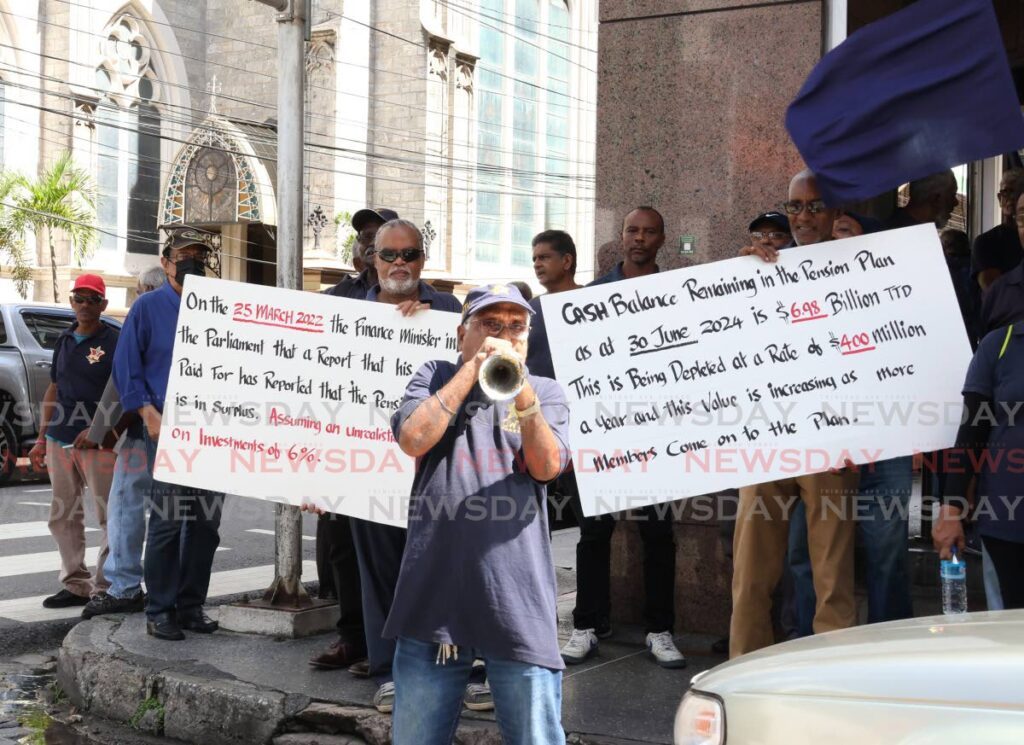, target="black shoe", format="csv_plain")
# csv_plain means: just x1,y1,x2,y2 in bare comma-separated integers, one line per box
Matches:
82,592,146,620
146,613,185,641
178,608,218,633
42,589,90,609
711,636,729,655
